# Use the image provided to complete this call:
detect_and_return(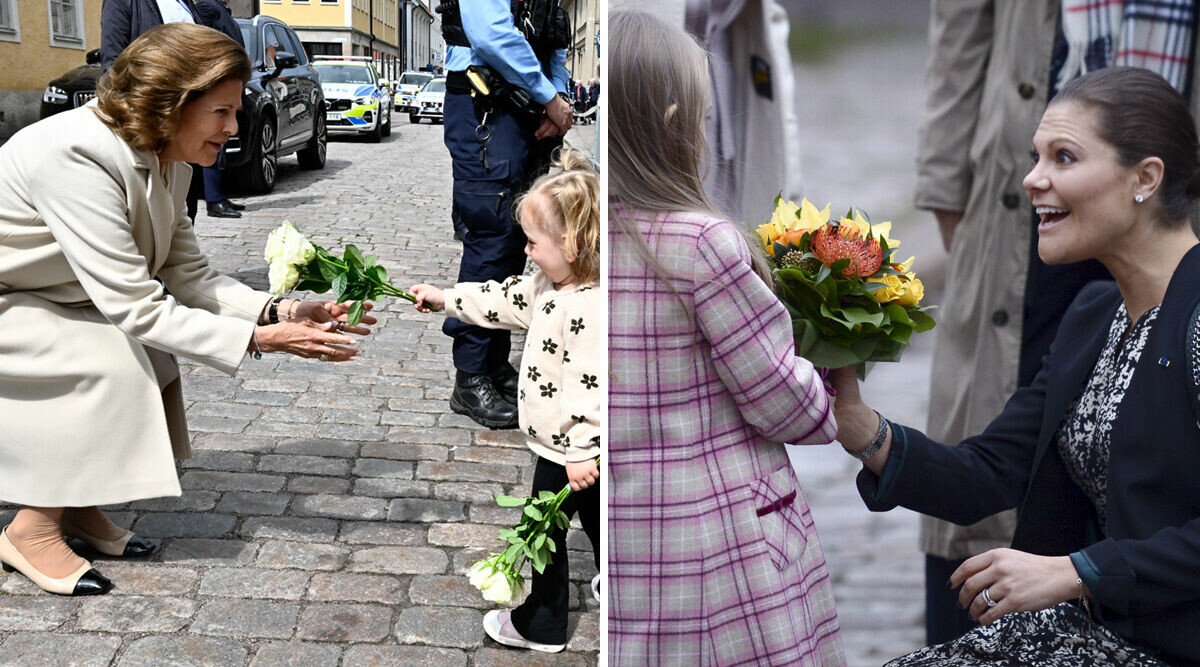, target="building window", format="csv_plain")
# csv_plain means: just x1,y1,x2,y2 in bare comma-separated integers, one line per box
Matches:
47,0,84,48
319,0,337,4
0,0,19,43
